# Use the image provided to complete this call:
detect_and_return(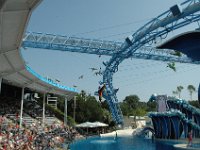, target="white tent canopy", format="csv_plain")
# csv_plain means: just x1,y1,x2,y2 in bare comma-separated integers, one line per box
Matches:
75,121,108,128
93,121,109,127
76,122,96,128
